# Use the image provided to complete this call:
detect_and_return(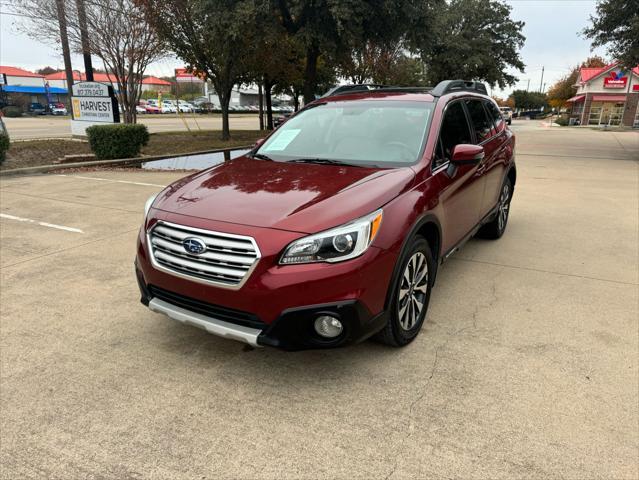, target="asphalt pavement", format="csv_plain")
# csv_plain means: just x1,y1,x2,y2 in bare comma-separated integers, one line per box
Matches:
3,114,261,140
0,122,637,479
